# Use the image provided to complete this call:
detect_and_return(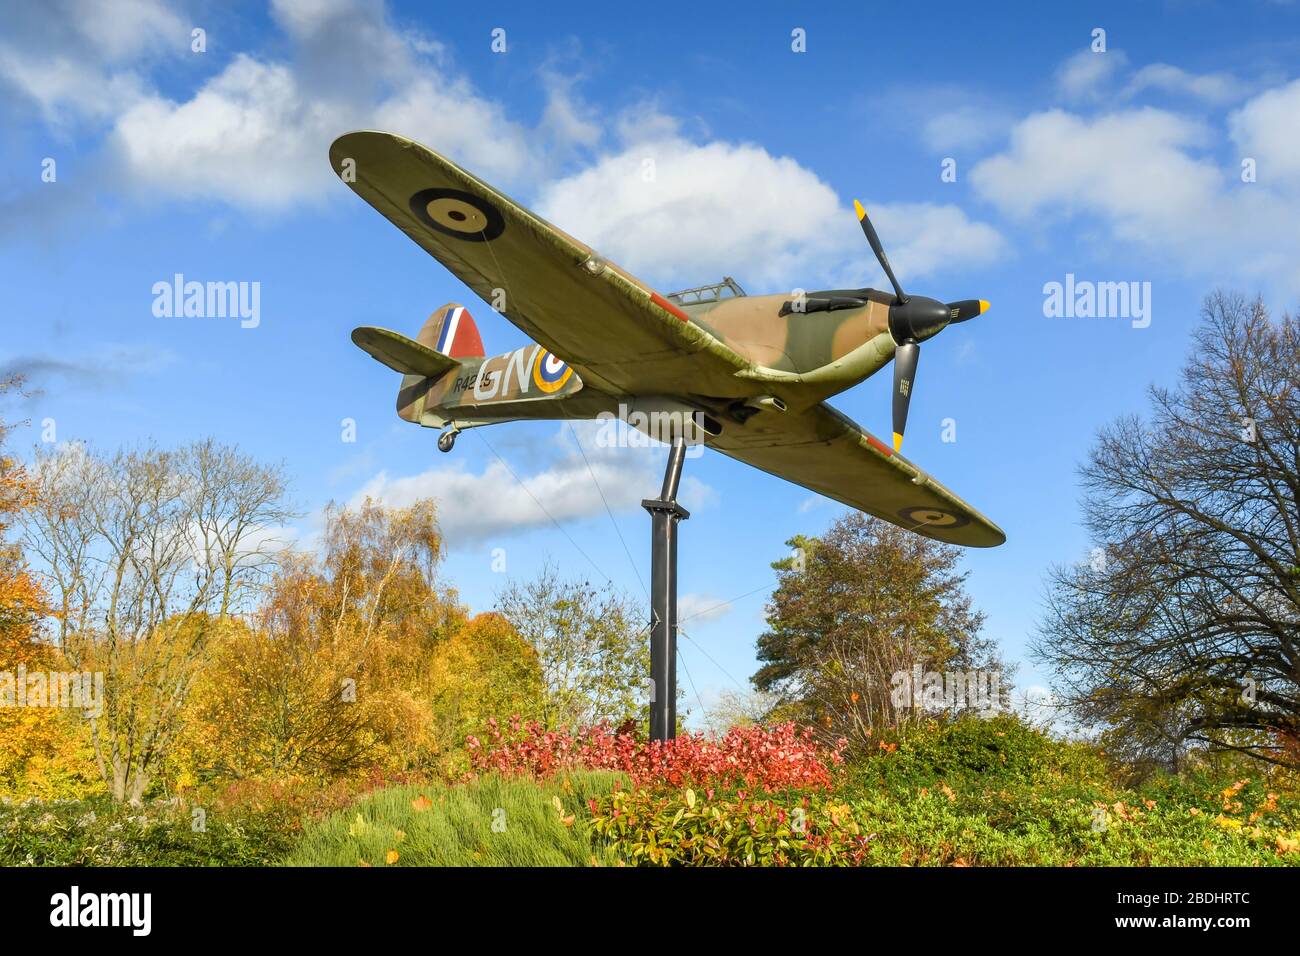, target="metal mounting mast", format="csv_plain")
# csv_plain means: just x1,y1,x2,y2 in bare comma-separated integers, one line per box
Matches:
642,437,689,742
